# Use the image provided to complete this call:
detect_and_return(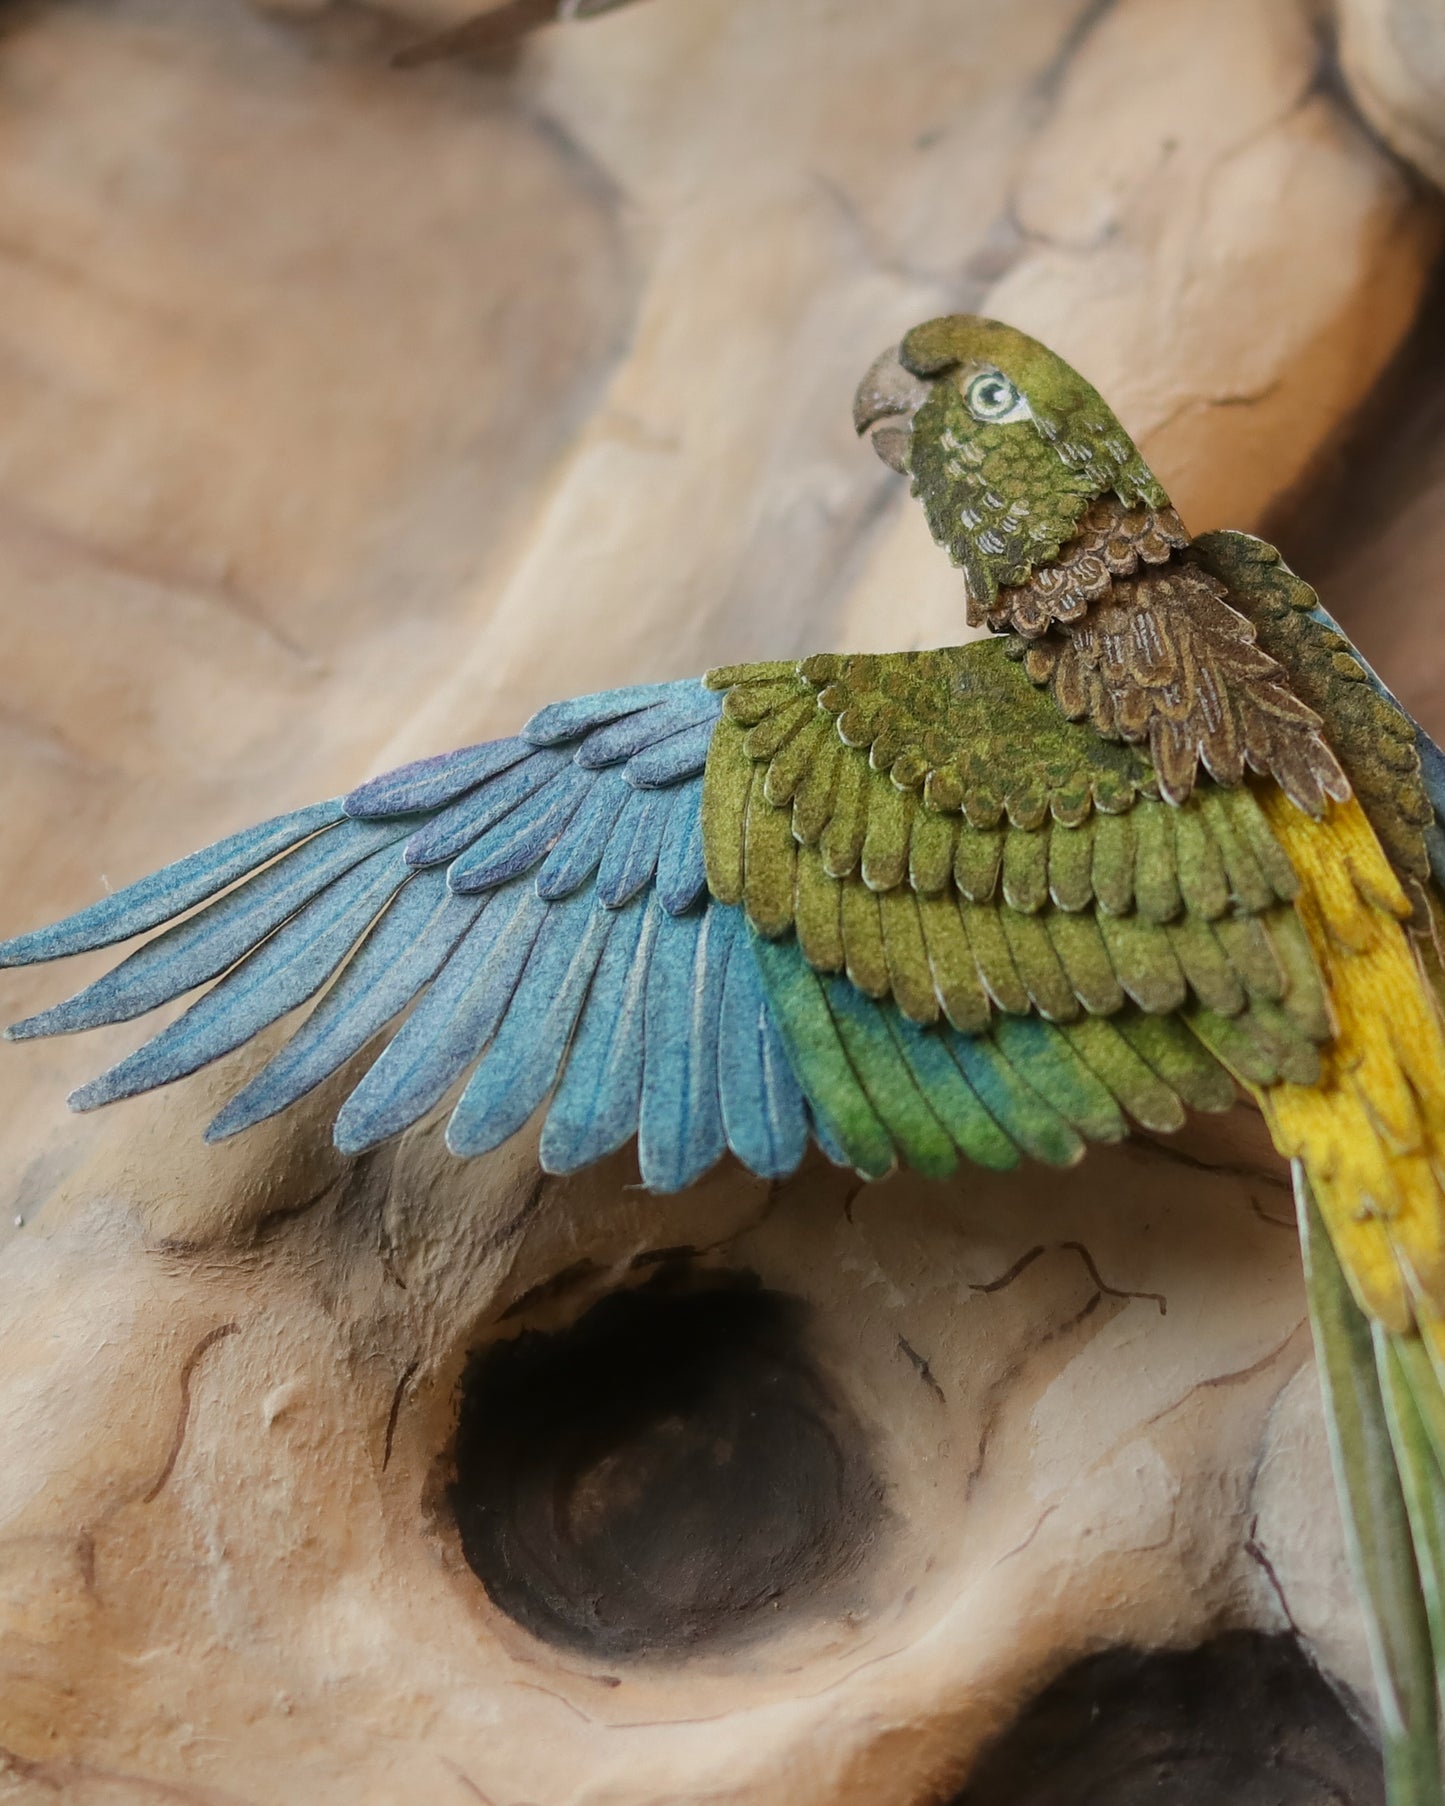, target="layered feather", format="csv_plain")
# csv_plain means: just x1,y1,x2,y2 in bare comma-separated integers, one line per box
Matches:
0,680,808,1192
749,928,1235,1181
705,645,1330,1084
